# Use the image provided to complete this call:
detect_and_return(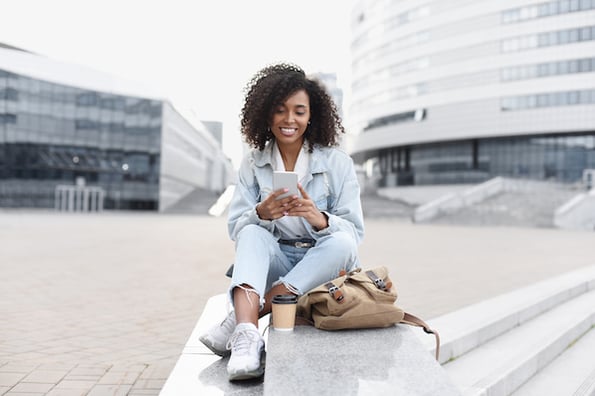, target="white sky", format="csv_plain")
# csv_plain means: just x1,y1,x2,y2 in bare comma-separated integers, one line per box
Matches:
0,0,356,168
